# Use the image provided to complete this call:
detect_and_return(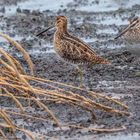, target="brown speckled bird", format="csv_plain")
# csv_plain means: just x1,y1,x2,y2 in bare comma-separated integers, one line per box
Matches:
115,16,140,76
115,17,140,41
37,16,110,86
